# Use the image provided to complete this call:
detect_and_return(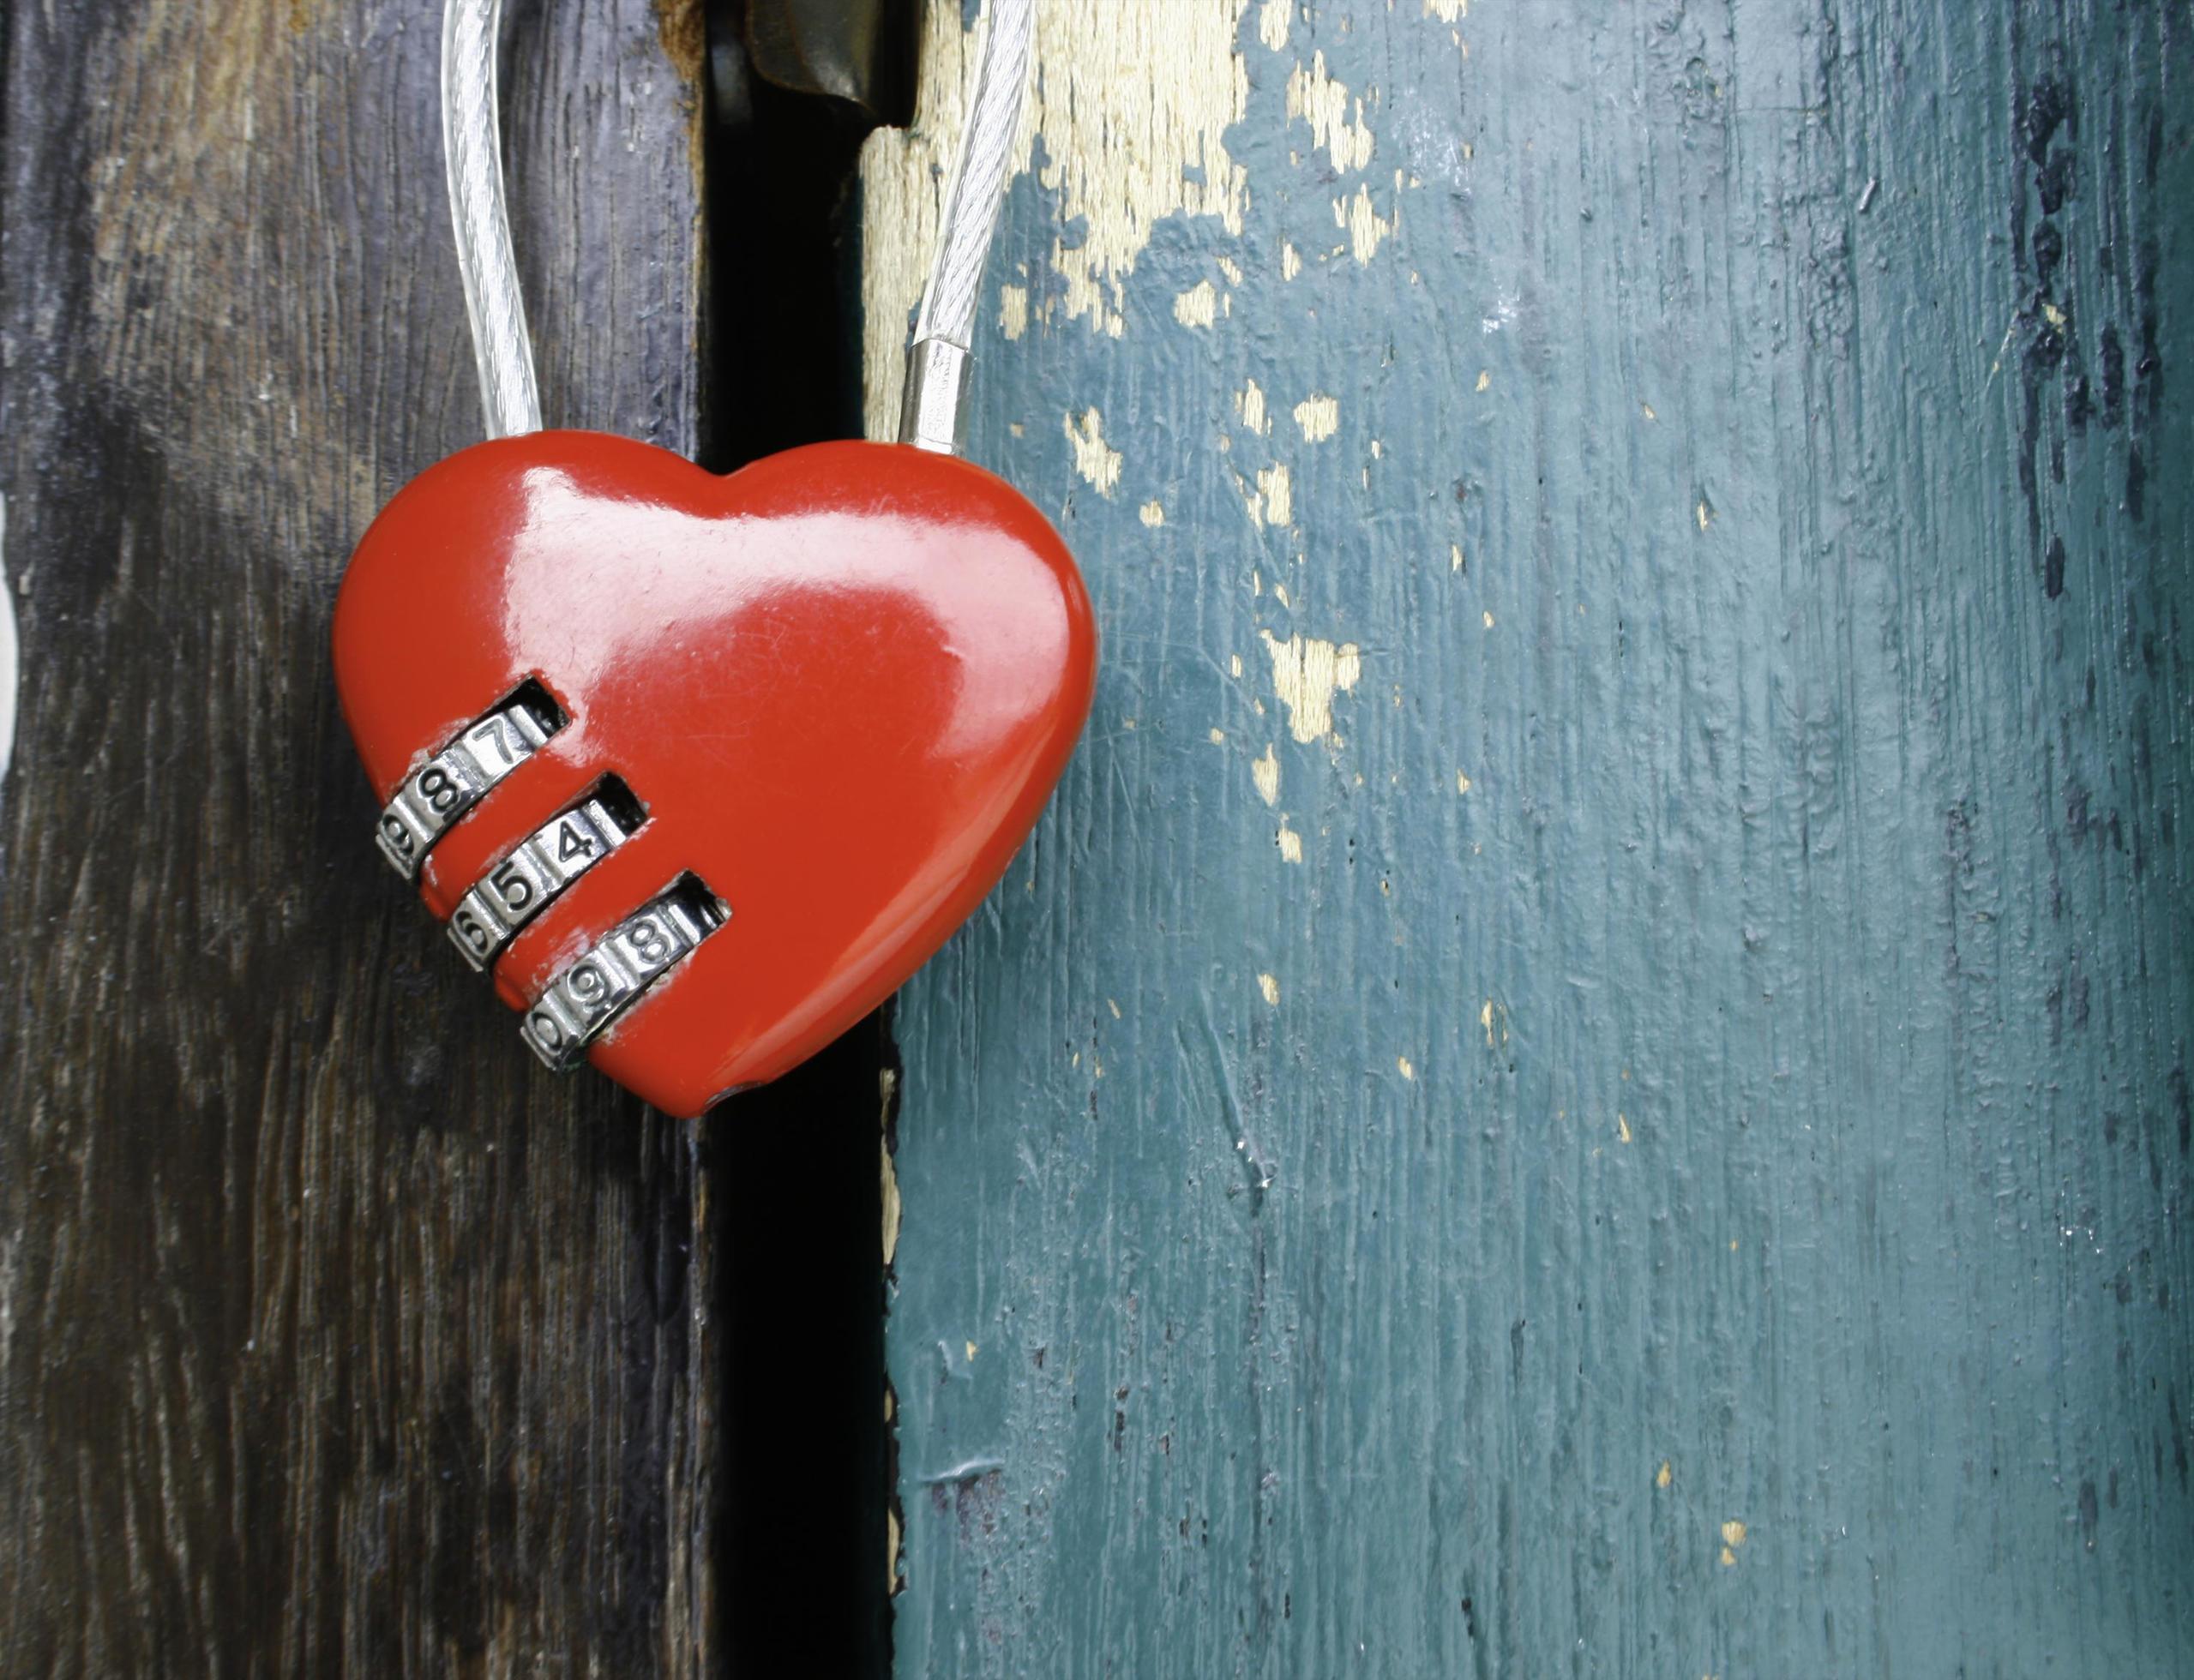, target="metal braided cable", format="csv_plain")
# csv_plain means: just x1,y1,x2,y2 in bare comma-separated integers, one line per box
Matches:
444,0,1030,452
912,0,1037,352
443,0,542,439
